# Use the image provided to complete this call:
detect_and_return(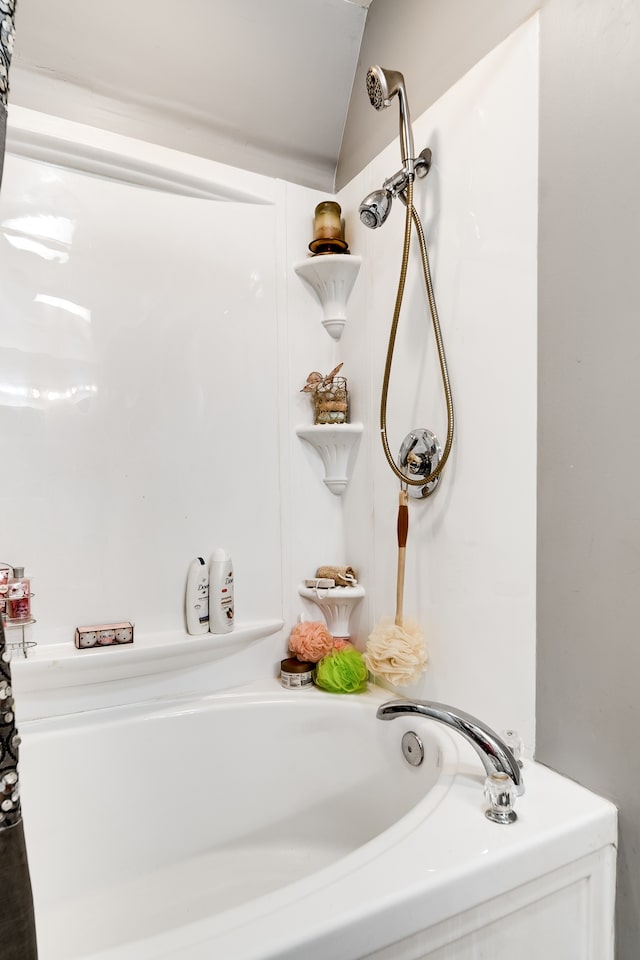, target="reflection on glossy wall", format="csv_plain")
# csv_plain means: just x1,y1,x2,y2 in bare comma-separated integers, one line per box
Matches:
0,155,281,643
